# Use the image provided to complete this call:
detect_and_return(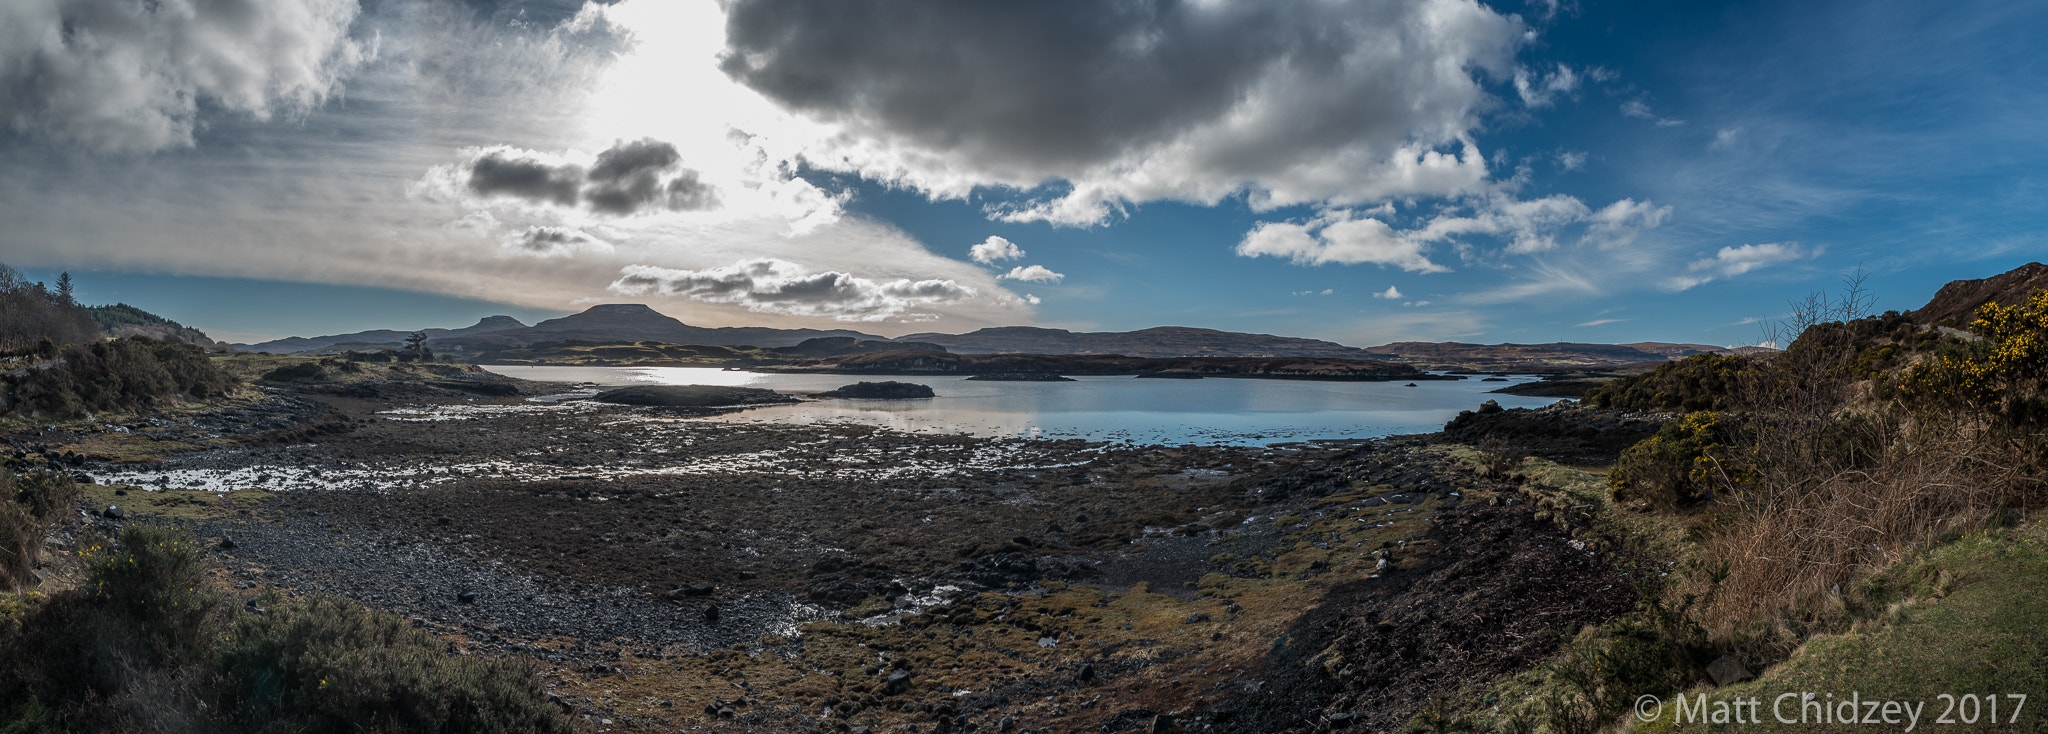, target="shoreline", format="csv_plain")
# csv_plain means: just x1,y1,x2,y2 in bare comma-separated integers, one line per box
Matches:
15,377,1650,732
